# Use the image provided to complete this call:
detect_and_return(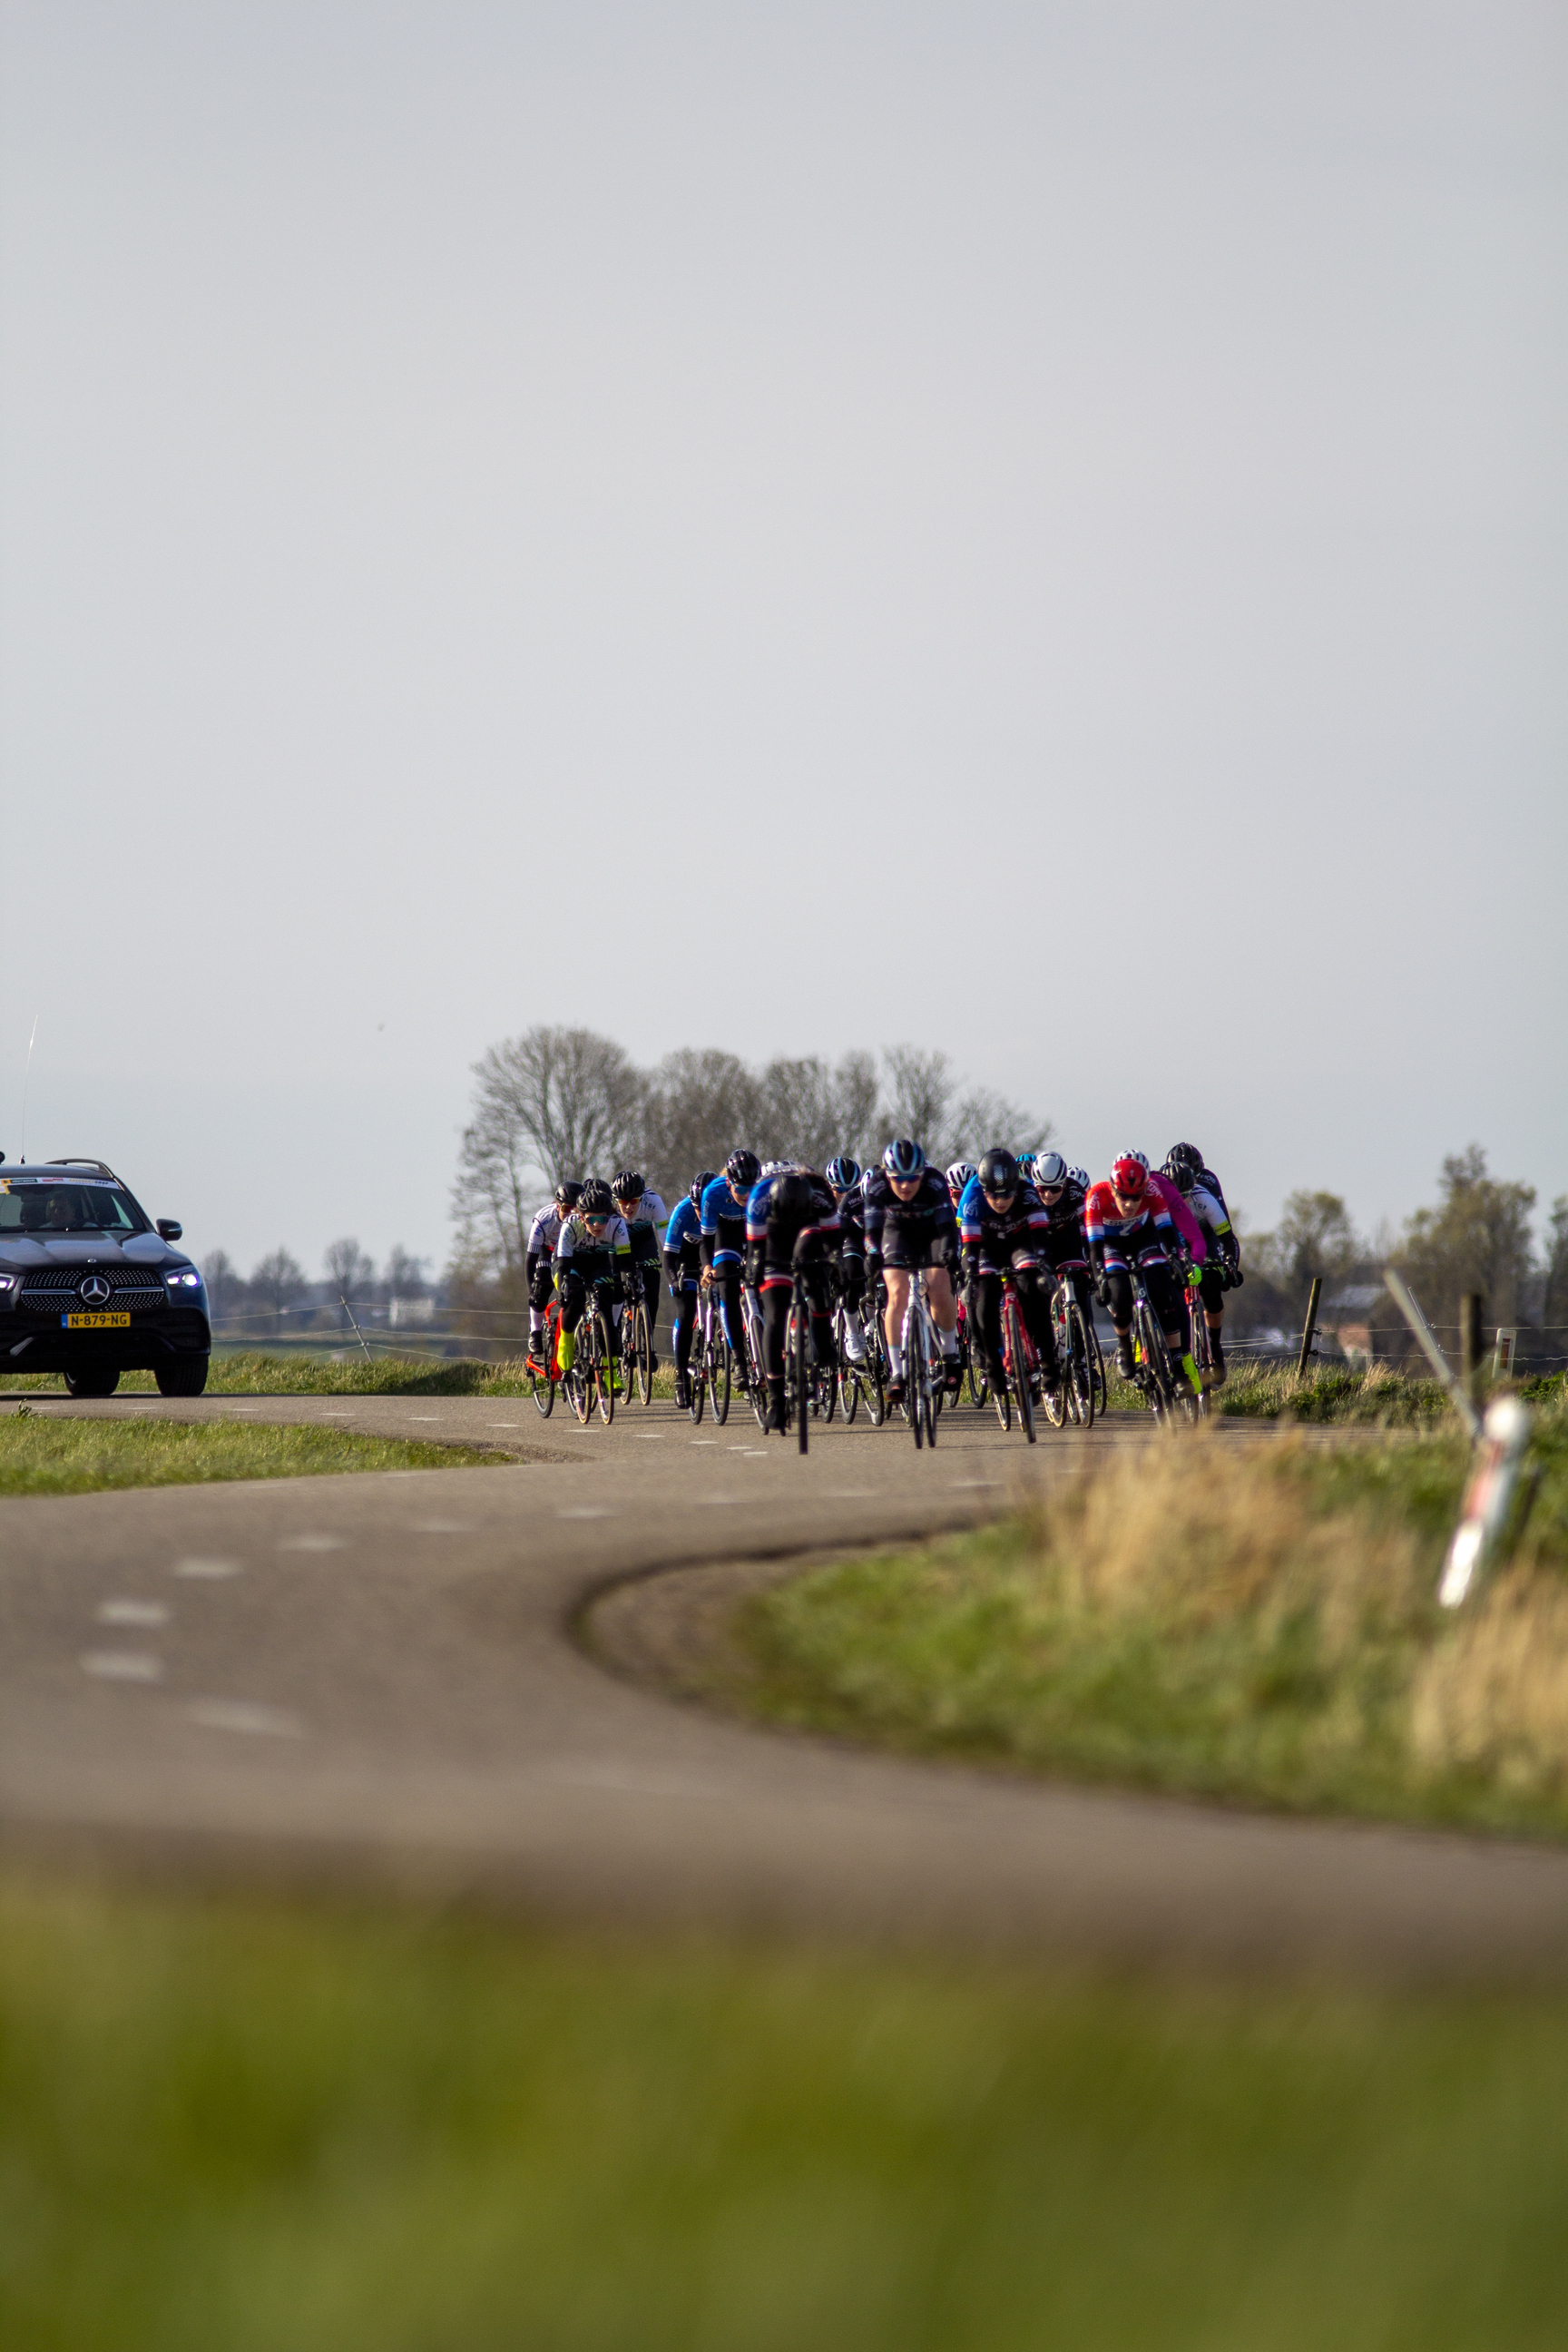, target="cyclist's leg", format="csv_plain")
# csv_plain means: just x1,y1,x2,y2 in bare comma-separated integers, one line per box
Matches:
1014,1254,1059,1379
1100,1261,1135,1376
925,1258,961,1377
838,1250,867,1360
804,1259,838,1367
719,1262,749,1374
973,1269,1006,1384
1142,1254,1195,1388
882,1260,912,1384
760,1277,790,1429
670,1277,699,1401
1199,1263,1227,1382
